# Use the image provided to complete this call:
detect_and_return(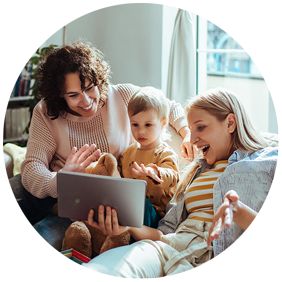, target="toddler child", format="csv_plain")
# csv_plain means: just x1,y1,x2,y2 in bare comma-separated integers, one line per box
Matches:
119,86,180,224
